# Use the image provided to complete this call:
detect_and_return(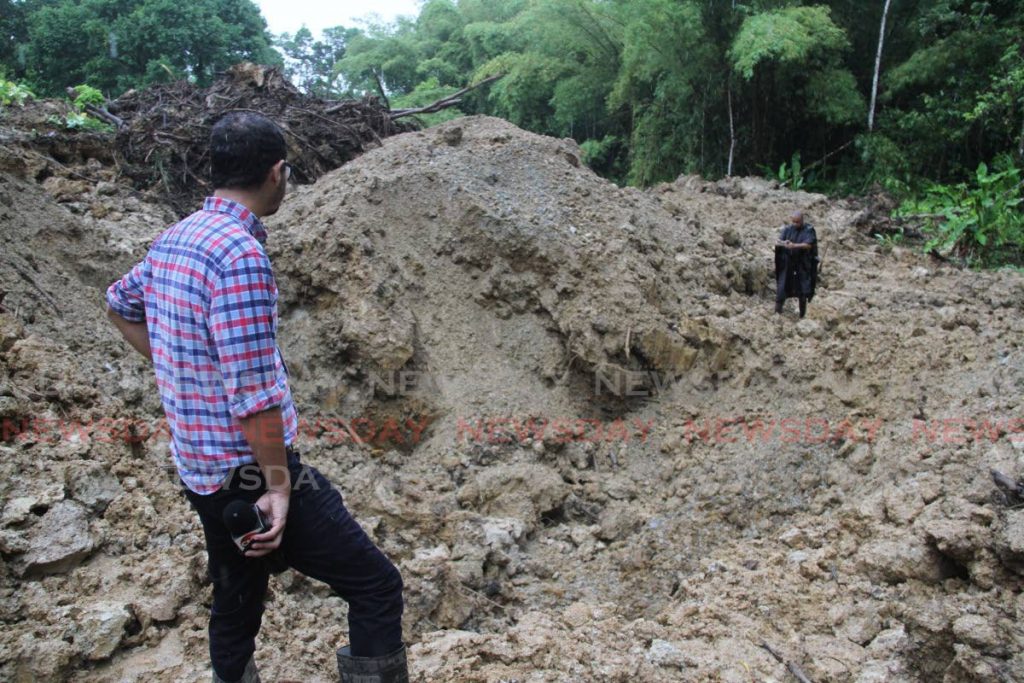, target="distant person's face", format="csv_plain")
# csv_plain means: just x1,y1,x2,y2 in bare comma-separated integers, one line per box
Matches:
792,214,804,228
